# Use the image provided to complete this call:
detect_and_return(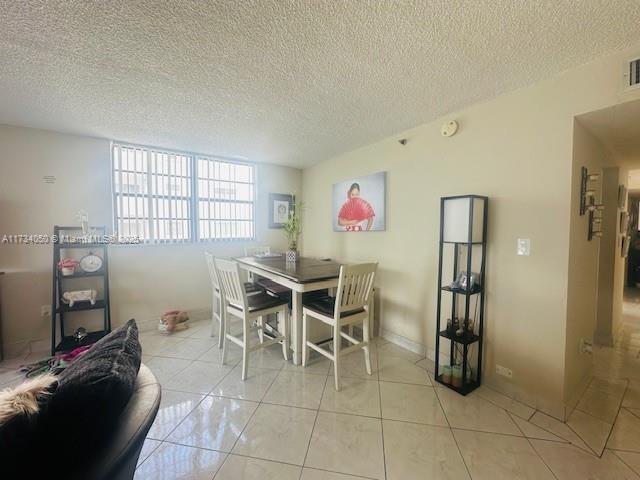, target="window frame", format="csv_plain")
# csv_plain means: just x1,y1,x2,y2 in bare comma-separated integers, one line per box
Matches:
111,141,257,245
